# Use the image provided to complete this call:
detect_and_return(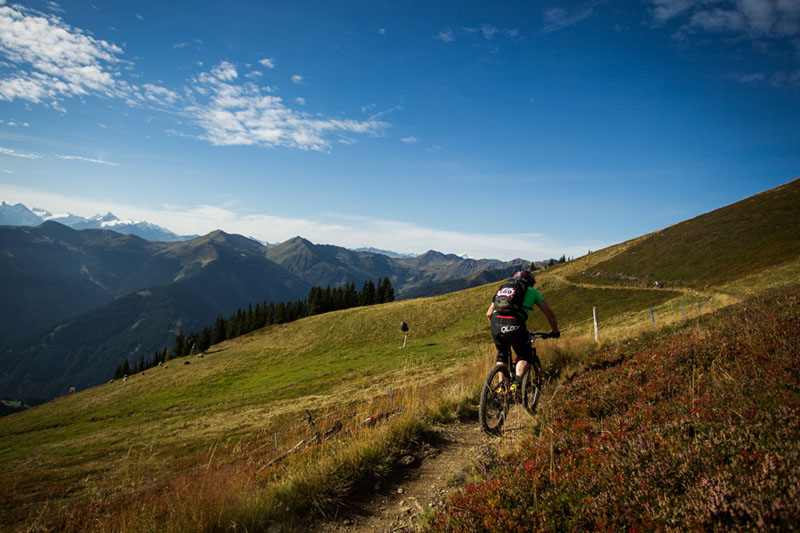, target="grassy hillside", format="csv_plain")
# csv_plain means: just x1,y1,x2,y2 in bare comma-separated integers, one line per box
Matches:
428,285,800,531
566,177,800,288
